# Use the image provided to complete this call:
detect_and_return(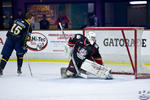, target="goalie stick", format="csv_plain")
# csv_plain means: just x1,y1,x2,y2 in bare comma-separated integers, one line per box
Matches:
58,22,87,78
